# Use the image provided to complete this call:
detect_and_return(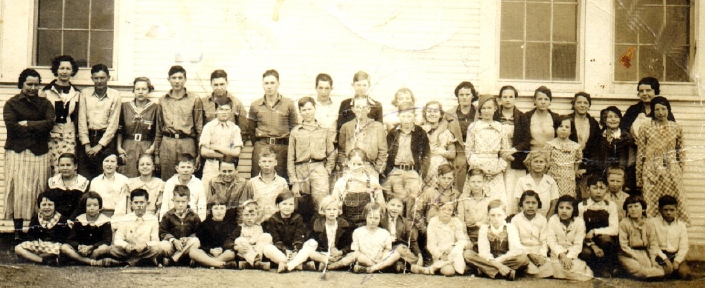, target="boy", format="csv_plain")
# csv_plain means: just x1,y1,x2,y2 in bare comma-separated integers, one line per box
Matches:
337,94,388,178
158,185,202,266
241,146,288,223
154,65,204,181
604,164,630,221
457,169,492,246
201,69,249,138
60,192,121,266
208,155,247,215
650,195,691,279
200,98,243,191
247,69,298,181
190,196,239,268
384,102,430,220
336,71,383,132
311,73,339,130
379,197,422,272
159,154,207,221
417,165,461,226
223,200,273,270
578,175,619,278
109,189,163,267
